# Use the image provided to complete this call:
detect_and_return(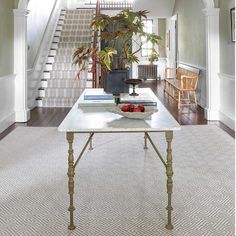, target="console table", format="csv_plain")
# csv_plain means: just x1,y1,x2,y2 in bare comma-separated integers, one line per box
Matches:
58,88,180,231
